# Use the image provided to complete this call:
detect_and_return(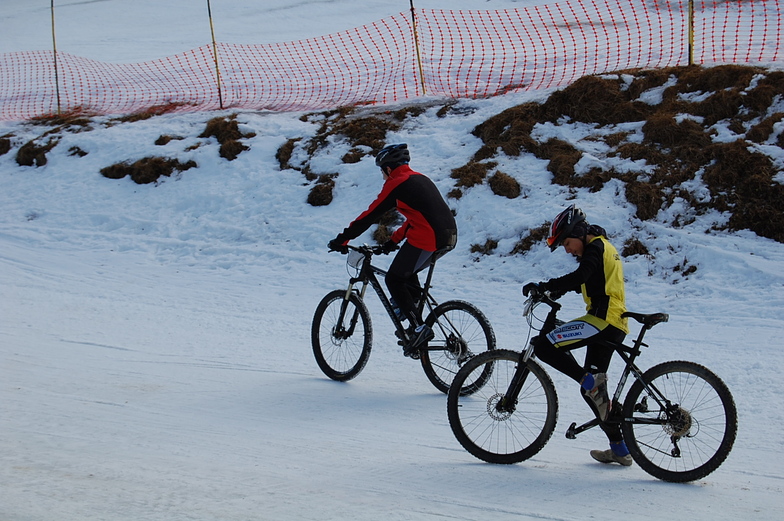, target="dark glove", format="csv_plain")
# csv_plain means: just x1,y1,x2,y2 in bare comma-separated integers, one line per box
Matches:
522,282,544,297
549,289,566,300
328,237,348,254
380,240,399,254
